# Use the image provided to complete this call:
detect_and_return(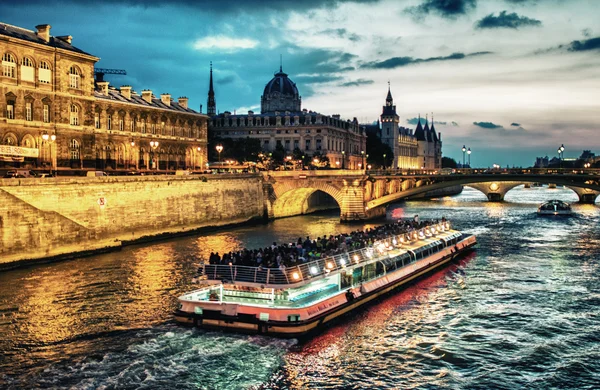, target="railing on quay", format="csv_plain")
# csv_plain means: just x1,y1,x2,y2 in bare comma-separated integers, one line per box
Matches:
201,221,452,287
